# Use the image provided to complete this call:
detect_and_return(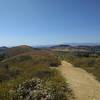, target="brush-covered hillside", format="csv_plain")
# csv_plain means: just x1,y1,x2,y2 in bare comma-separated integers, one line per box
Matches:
0,45,73,100
55,48,100,81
